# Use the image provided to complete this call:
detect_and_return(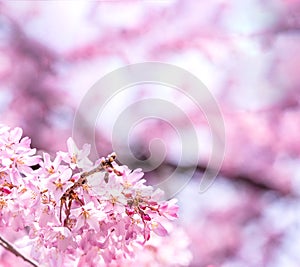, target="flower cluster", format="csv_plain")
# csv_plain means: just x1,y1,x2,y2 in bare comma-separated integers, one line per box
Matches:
0,125,186,267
